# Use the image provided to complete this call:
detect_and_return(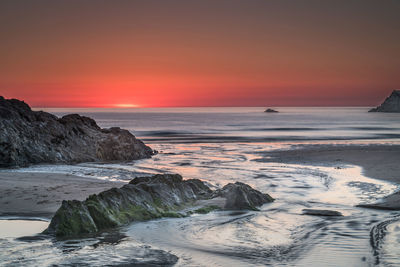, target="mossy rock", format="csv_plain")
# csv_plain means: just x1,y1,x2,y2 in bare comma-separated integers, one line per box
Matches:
193,205,221,214
44,200,98,237
45,174,274,237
